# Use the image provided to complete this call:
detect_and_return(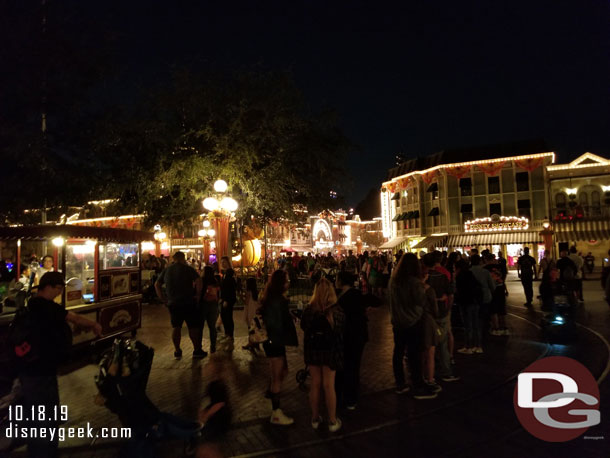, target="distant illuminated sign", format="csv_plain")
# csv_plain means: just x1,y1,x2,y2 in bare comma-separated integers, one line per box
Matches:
465,216,529,233
313,219,332,241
